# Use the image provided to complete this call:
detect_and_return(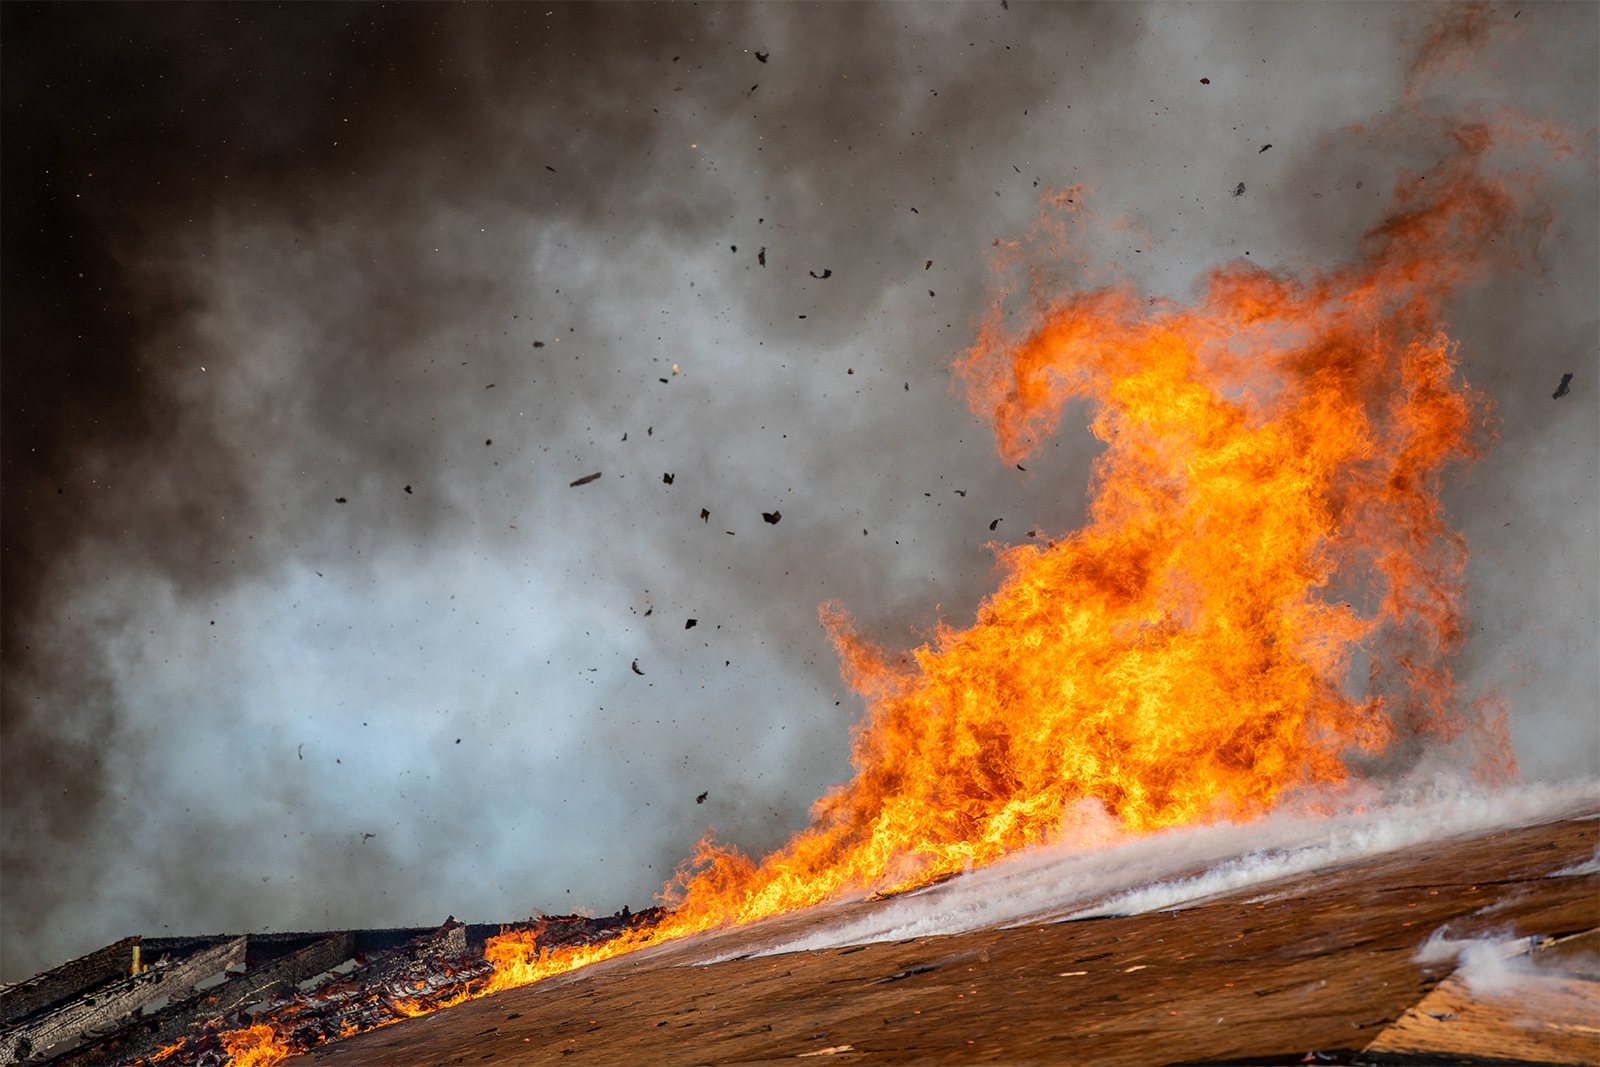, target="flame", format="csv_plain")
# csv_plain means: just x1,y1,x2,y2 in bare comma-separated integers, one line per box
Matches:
478,105,1555,993
219,1024,291,1067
